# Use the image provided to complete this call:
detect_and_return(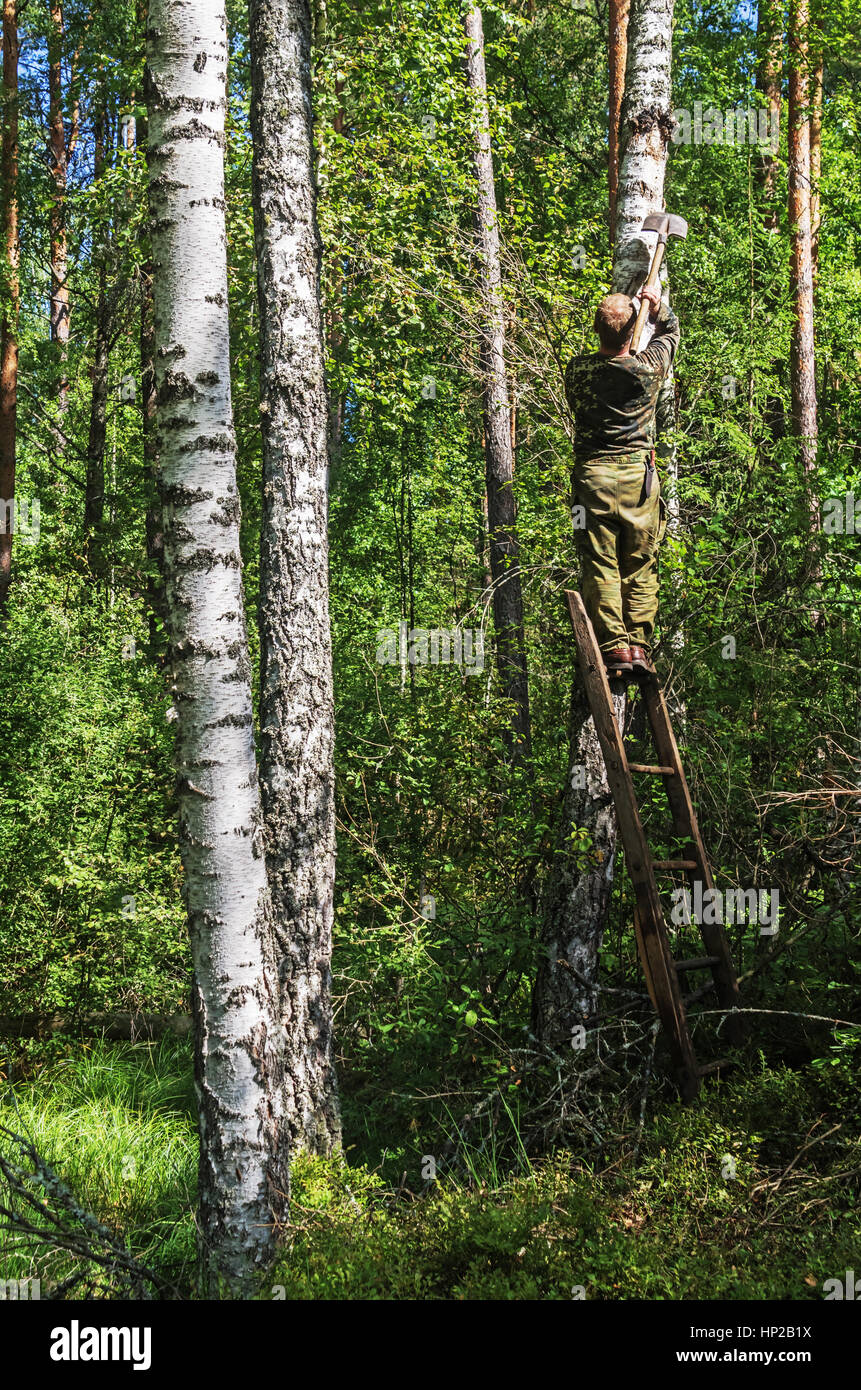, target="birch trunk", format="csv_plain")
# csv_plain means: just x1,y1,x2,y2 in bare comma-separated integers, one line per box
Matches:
608,0,630,243
788,0,821,547
0,0,18,616
534,0,675,1042
146,0,289,1285
249,0,341,1155
613,0,675,307
464,5,531,762
532,686,626,1040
